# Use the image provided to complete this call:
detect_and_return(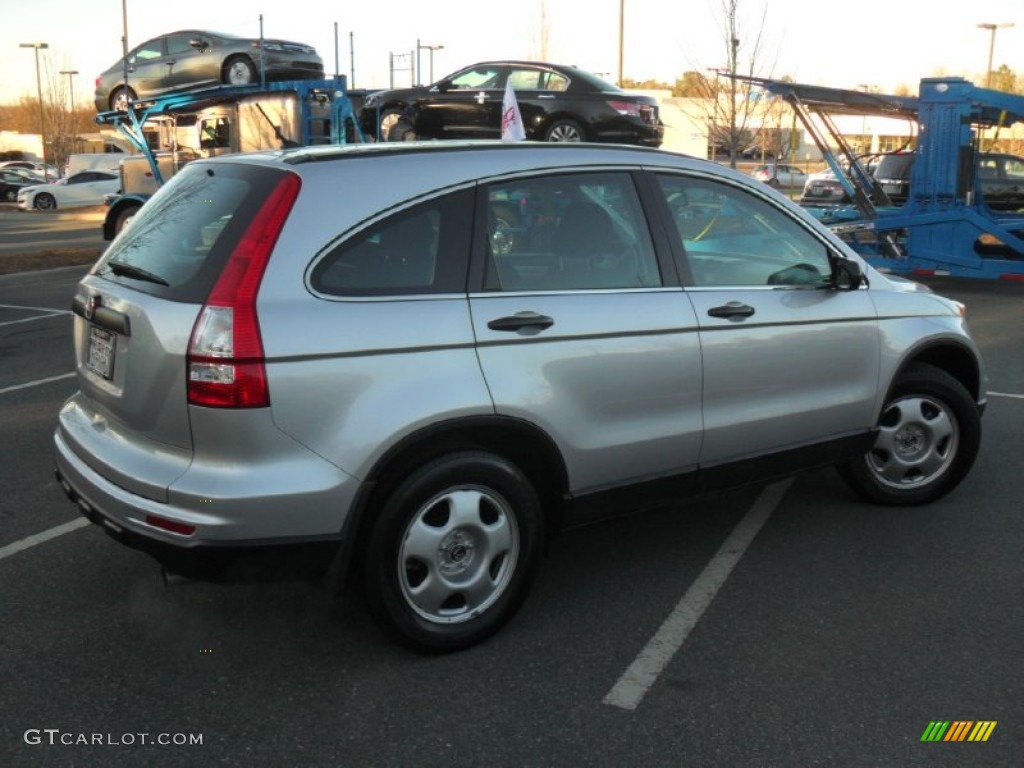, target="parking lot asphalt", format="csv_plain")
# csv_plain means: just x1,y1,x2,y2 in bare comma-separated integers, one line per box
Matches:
1,266,1021,767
